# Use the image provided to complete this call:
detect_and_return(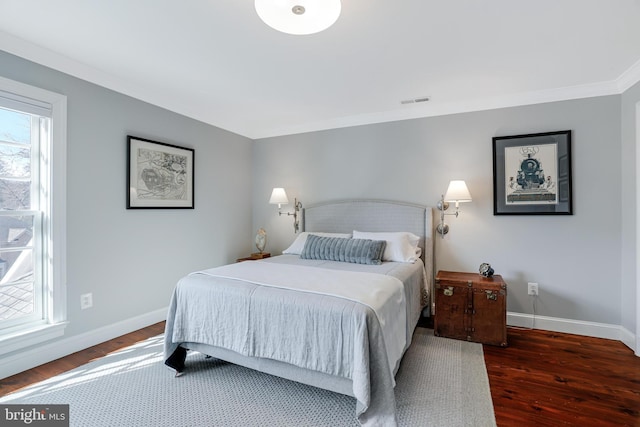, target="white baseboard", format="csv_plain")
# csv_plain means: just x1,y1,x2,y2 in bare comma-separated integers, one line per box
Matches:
619,327,637,354
0,307,167,380
508,312,637,351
